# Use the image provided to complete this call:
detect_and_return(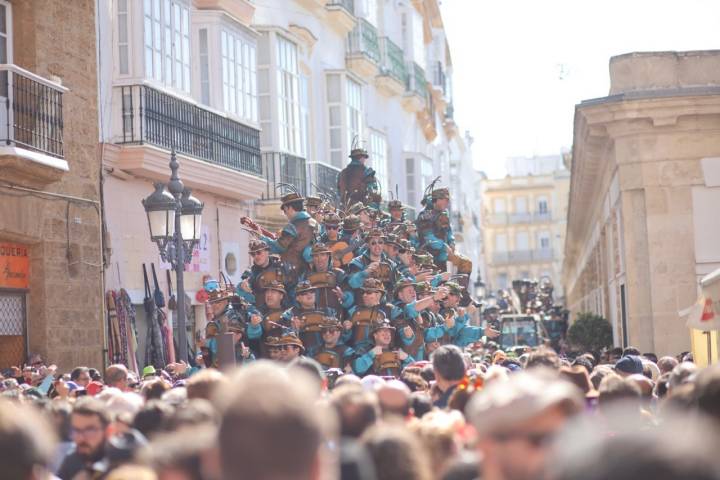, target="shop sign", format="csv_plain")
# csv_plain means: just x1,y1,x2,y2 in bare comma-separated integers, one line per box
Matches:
0,243,29,289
